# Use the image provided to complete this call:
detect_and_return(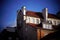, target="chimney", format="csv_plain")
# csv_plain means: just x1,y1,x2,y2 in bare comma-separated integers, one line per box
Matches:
42,8,48,22
21,6,26,15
